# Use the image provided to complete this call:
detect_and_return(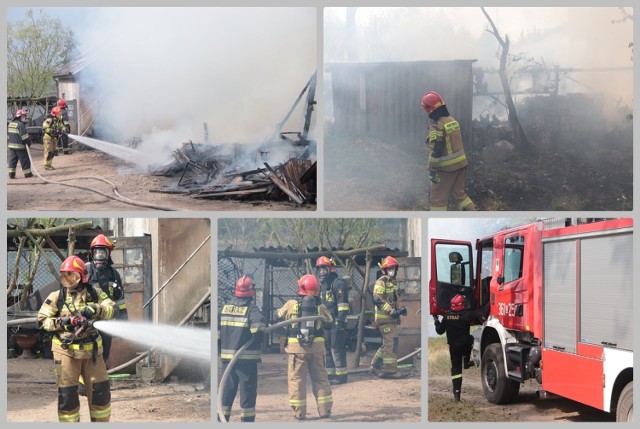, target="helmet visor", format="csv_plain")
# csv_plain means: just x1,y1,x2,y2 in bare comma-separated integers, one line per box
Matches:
316,266,330,282
93,248,109,266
